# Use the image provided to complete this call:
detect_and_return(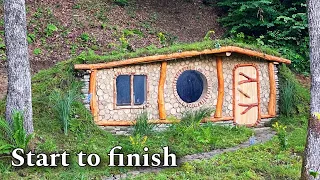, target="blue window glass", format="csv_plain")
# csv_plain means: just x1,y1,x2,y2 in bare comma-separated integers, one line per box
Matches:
116,75,131,106
176,70,204,103
133,75,146,105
